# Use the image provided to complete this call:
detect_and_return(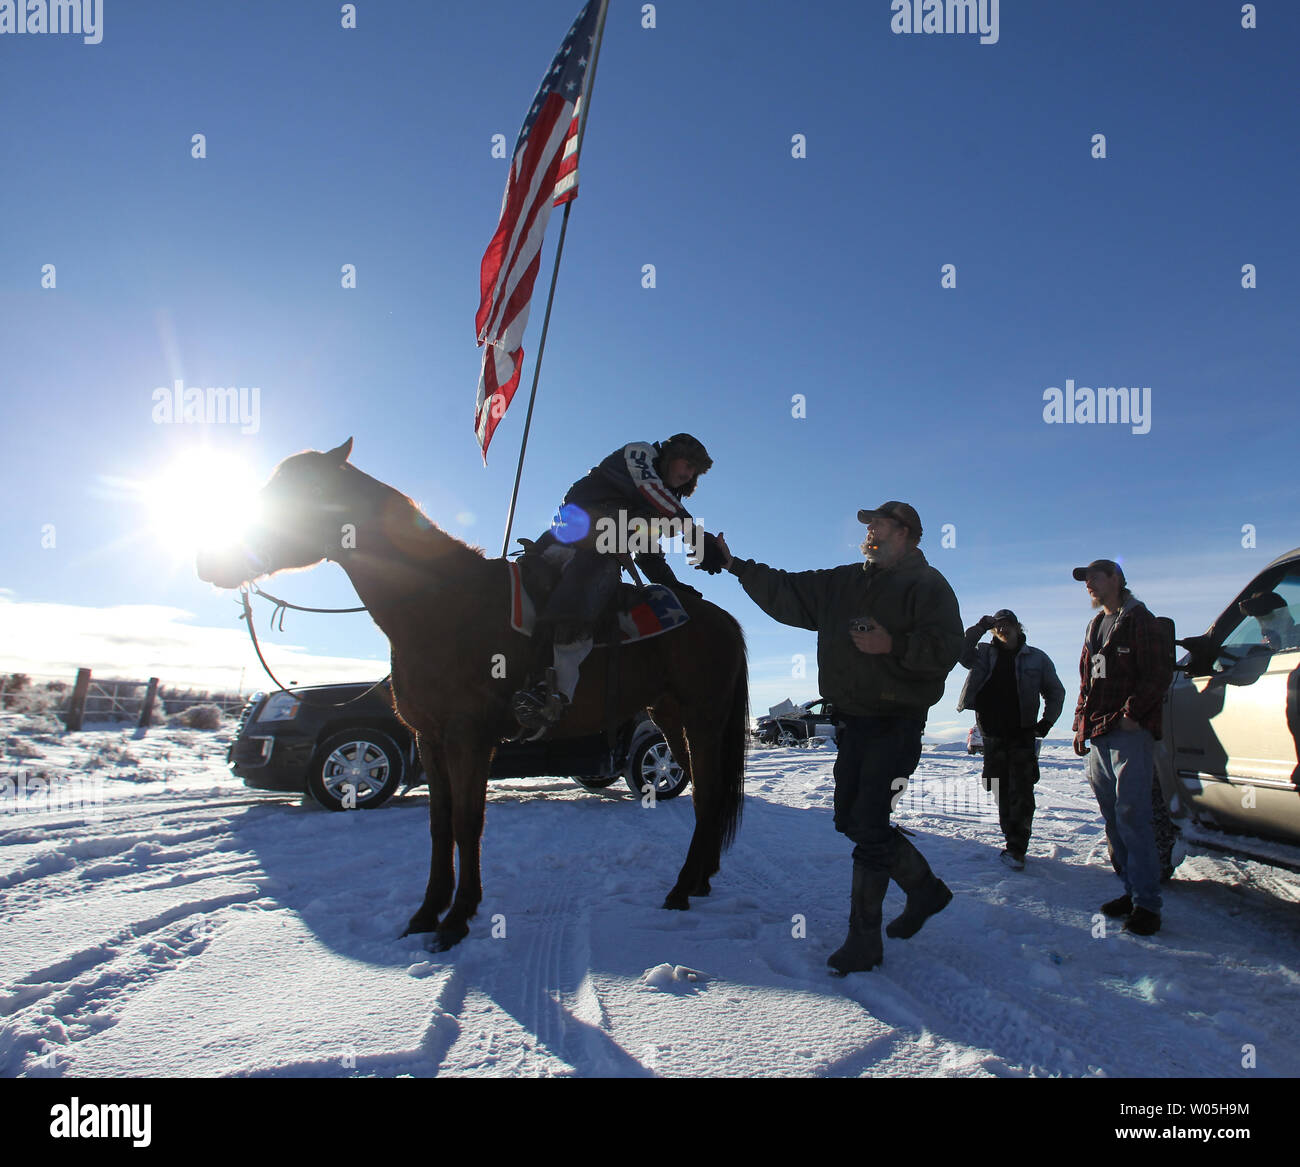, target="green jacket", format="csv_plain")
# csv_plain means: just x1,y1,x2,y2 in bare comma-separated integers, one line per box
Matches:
732,548,964,720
